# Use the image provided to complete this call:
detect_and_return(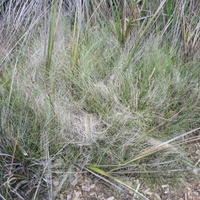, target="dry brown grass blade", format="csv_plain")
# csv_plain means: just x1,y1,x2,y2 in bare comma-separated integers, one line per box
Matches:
112,127,200,171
